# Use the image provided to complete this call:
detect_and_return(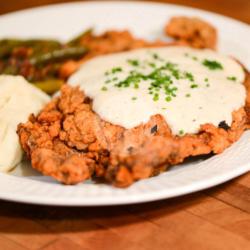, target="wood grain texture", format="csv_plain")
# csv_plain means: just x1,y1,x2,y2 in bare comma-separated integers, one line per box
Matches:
0,0,249,249
0,175,249,250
